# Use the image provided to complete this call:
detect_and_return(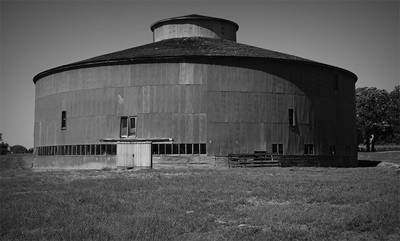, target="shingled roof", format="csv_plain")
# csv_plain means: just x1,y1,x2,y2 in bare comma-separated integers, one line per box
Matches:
74,37,313,64
34,37,357,83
